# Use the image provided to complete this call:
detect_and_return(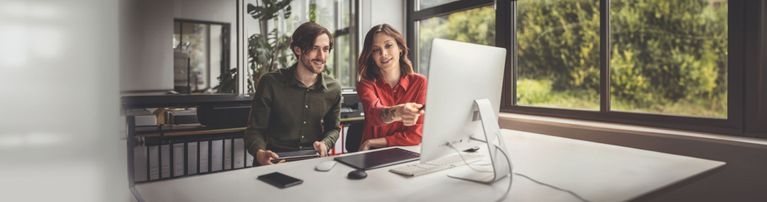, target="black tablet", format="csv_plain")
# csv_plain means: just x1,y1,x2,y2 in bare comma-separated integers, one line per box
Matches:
257,172,303,188
274,150,320,162
334,147,420,170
